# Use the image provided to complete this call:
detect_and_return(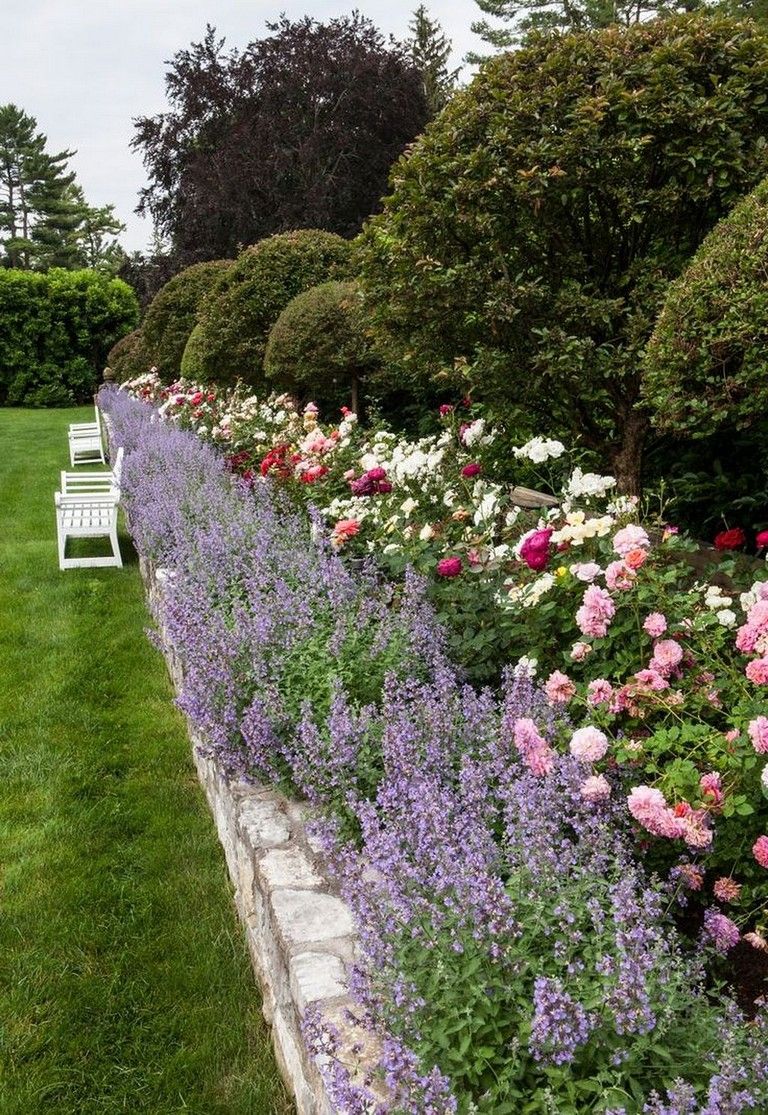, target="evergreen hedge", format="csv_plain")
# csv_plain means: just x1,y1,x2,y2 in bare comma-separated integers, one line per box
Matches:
0,269,138,406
